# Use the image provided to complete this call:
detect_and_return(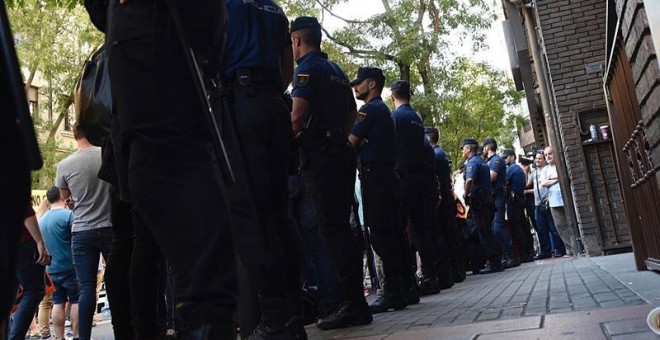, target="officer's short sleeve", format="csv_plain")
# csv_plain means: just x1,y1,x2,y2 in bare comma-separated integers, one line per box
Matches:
505,166,514,183
465,159,477,180
351,104,376,138
291,64,315,101
488,158,502,173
